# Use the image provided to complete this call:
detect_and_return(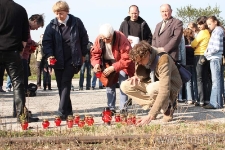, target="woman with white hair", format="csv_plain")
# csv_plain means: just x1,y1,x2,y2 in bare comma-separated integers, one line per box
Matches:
91,23,135,114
